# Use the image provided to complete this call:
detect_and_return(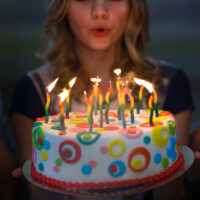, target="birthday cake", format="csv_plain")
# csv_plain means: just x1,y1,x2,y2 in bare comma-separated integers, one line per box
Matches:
31,109,184,189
